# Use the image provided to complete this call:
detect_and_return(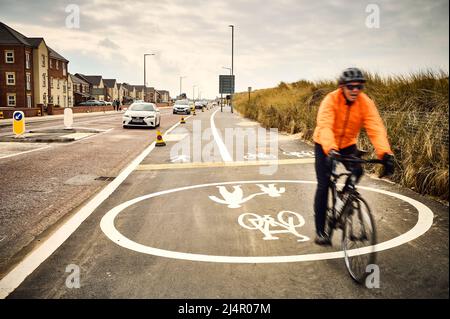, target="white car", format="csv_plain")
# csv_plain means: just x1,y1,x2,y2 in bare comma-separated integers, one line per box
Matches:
172,99,191,114
123,102,161,128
